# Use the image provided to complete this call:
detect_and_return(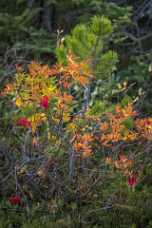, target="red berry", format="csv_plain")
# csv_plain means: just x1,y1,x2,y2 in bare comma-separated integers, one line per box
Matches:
17,117,31,128
8,195,21,205
40,96,49,109
128,176,137,187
